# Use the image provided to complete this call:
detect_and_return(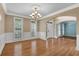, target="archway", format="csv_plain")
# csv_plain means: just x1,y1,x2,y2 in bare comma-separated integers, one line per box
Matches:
56,16,77,37
56,16,77,48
